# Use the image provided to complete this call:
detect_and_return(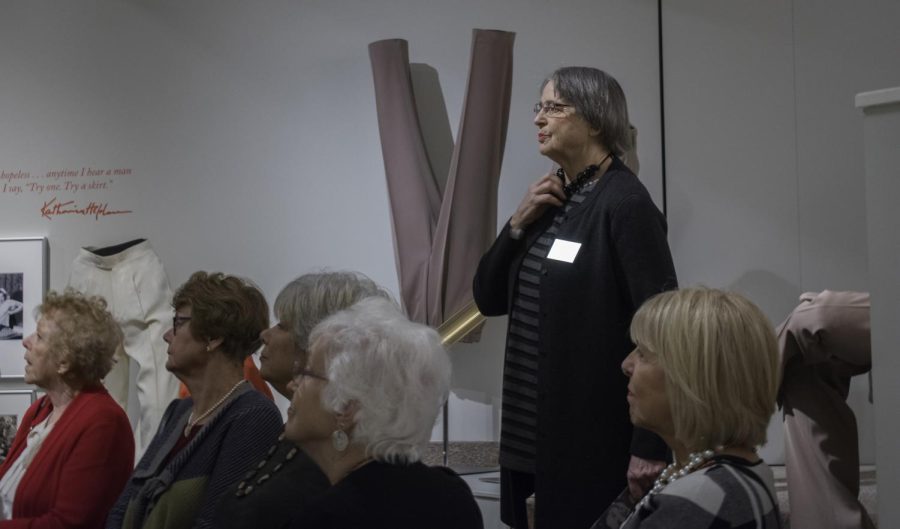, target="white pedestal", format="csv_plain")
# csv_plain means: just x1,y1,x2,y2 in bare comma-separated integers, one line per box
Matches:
857,86,900,528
